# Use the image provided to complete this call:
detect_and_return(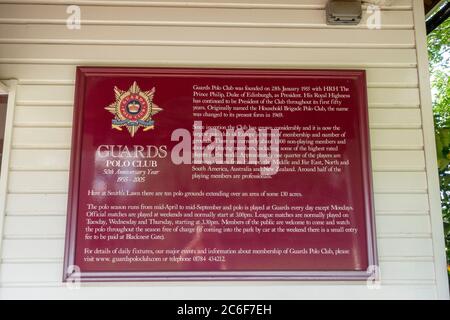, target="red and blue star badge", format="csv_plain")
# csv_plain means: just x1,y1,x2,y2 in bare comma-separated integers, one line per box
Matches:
105,81,163,137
